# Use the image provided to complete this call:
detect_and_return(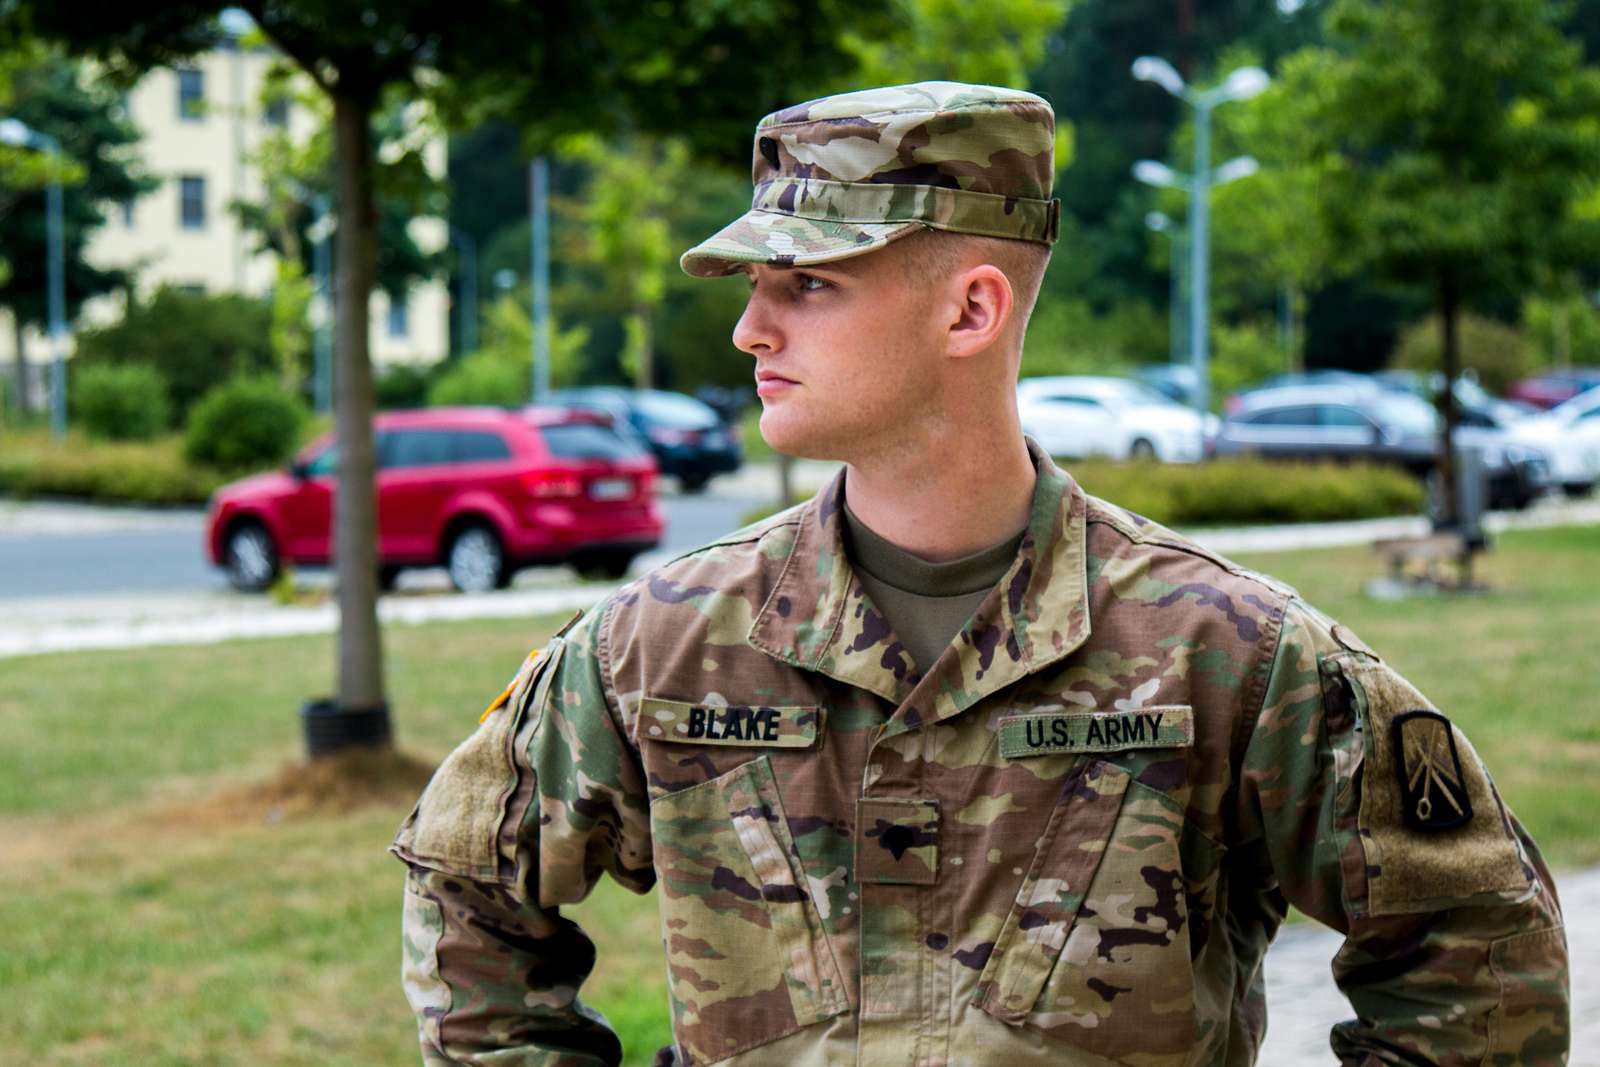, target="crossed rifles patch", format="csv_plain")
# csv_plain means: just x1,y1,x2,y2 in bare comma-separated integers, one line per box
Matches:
1391,710,1474,832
